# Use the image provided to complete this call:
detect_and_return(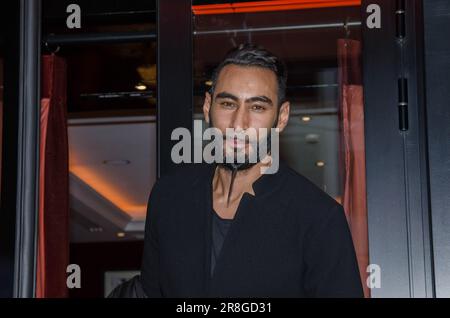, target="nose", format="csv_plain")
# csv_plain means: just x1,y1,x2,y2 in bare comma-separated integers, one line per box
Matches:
230,104,249,131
